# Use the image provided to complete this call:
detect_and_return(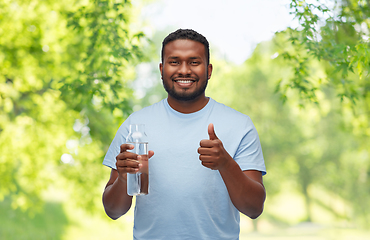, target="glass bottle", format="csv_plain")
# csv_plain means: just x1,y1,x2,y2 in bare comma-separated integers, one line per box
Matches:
126,124,149,196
